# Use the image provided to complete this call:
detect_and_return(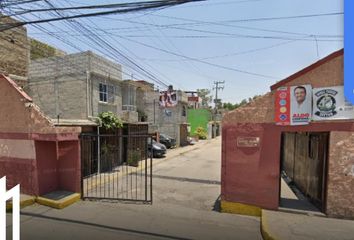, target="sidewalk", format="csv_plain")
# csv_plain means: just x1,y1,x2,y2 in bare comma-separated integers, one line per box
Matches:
7,136,262,240
261,176,354,240
153,137,214,166
262,209,354,240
